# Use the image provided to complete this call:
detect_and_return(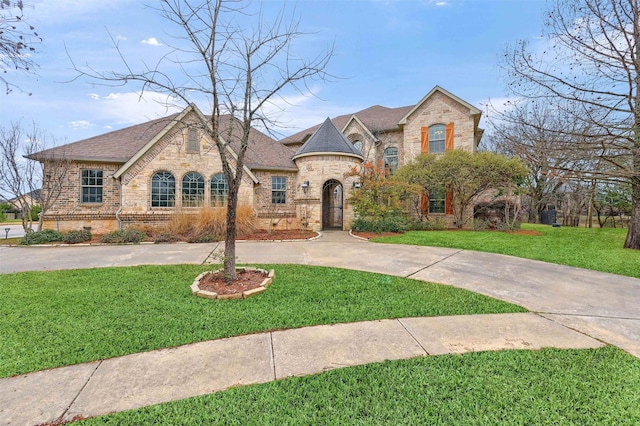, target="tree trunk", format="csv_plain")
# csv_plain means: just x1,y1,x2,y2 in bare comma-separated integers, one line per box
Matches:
624,177,640,249
223,186,239,281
